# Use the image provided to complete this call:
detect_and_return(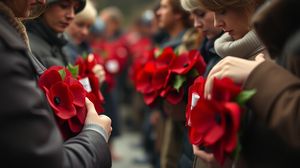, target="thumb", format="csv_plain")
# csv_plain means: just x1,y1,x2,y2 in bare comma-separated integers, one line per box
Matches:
255,53,265,62
85,97,97,114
